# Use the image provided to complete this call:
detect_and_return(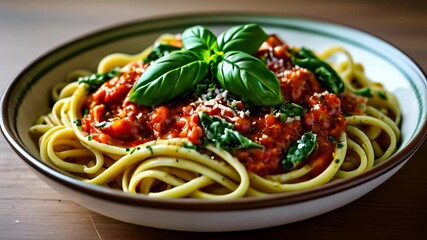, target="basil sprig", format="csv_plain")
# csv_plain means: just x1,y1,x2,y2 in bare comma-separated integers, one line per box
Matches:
291,48,344,94
199,112,263,151
129,24,283,106
283,132,317,170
